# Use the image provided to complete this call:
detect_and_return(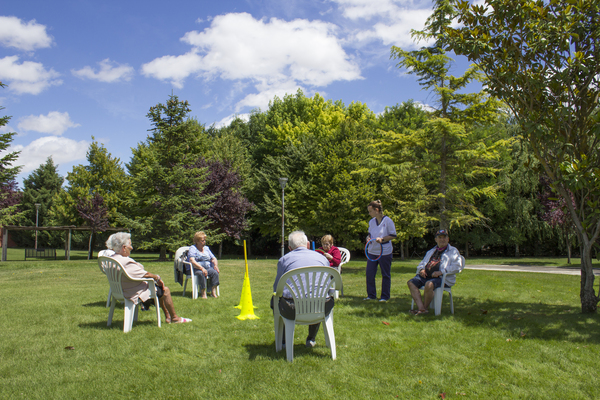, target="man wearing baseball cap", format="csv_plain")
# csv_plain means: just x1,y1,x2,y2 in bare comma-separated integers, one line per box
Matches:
407,229,463,315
